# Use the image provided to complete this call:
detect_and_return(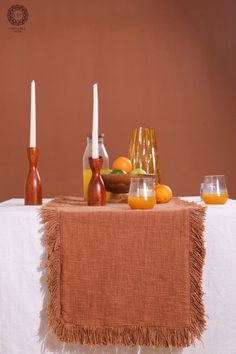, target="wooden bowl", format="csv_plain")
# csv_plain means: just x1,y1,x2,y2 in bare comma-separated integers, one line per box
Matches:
101,173,156,194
